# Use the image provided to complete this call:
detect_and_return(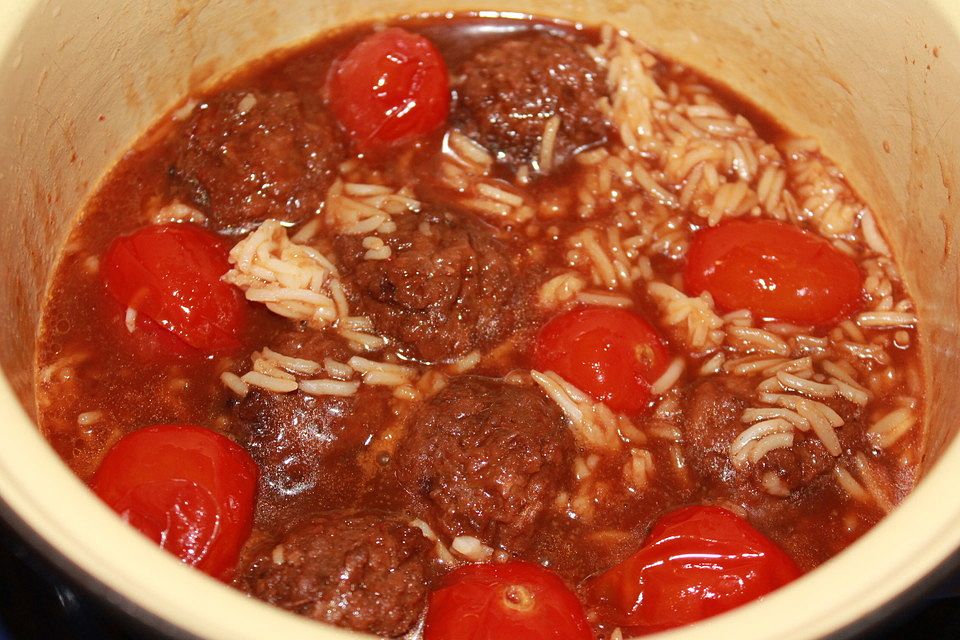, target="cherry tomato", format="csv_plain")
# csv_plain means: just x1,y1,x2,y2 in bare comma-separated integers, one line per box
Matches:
129,313,202,359
102,223,246,353
684,219,863,325
328,27,450,151
91,425,258,580
587,506,801,634
424,561,593,640
102,295,201,362
533,307,671,414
